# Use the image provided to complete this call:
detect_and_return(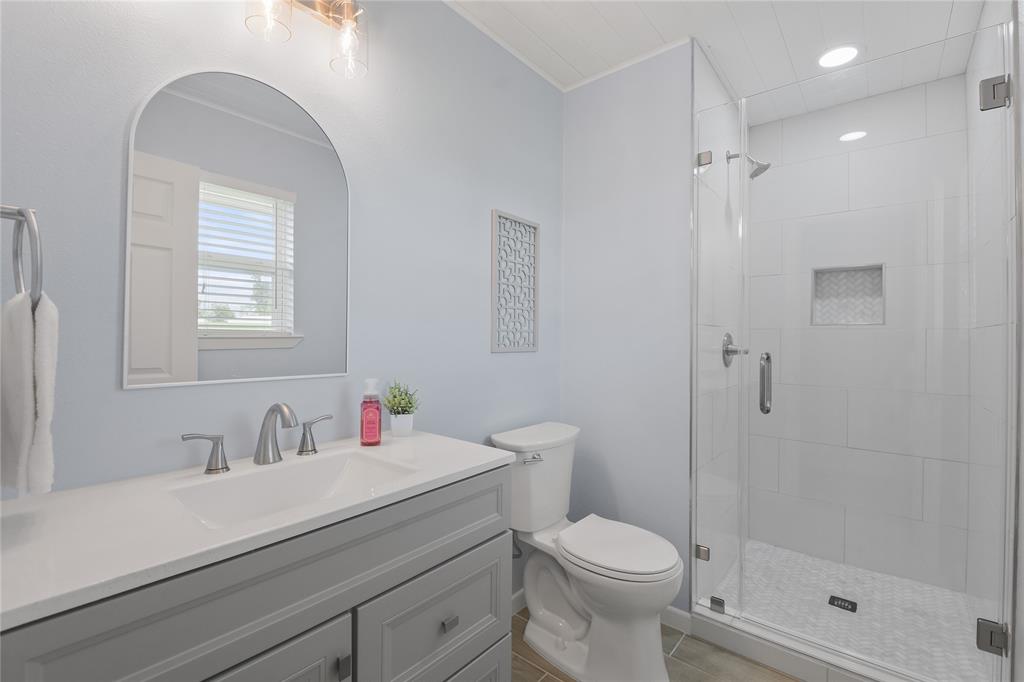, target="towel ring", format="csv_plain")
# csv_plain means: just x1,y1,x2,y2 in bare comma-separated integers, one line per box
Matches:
2,205,42,310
